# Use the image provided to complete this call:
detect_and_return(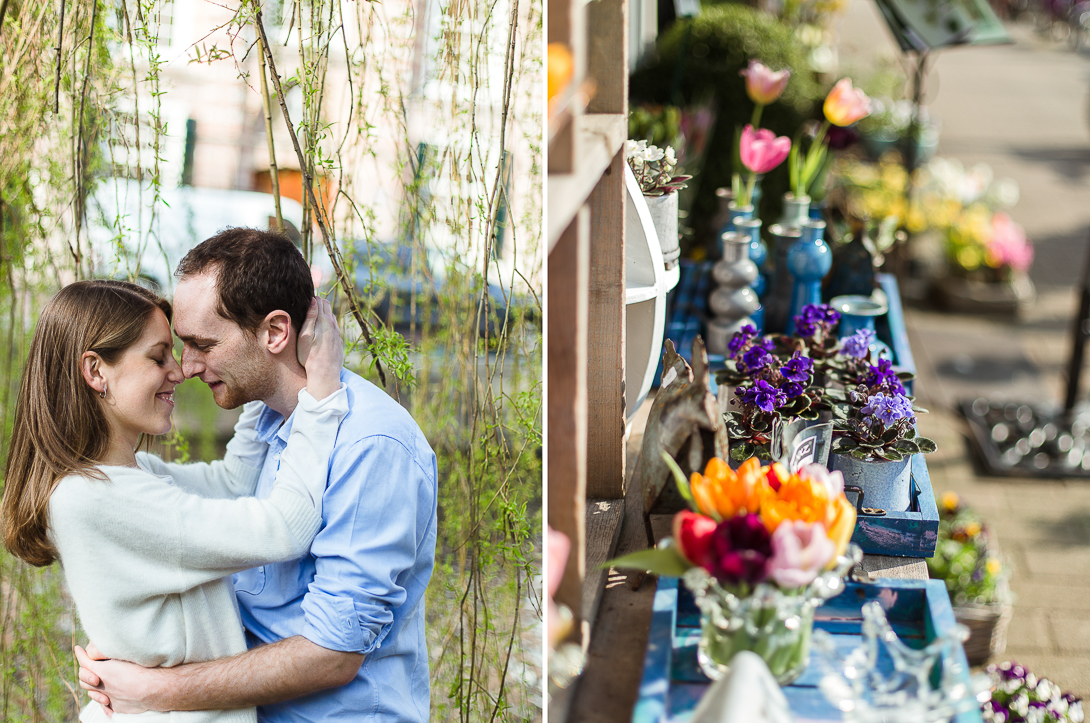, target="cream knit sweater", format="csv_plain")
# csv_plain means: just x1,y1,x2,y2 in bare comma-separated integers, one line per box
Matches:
48,386,348,723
